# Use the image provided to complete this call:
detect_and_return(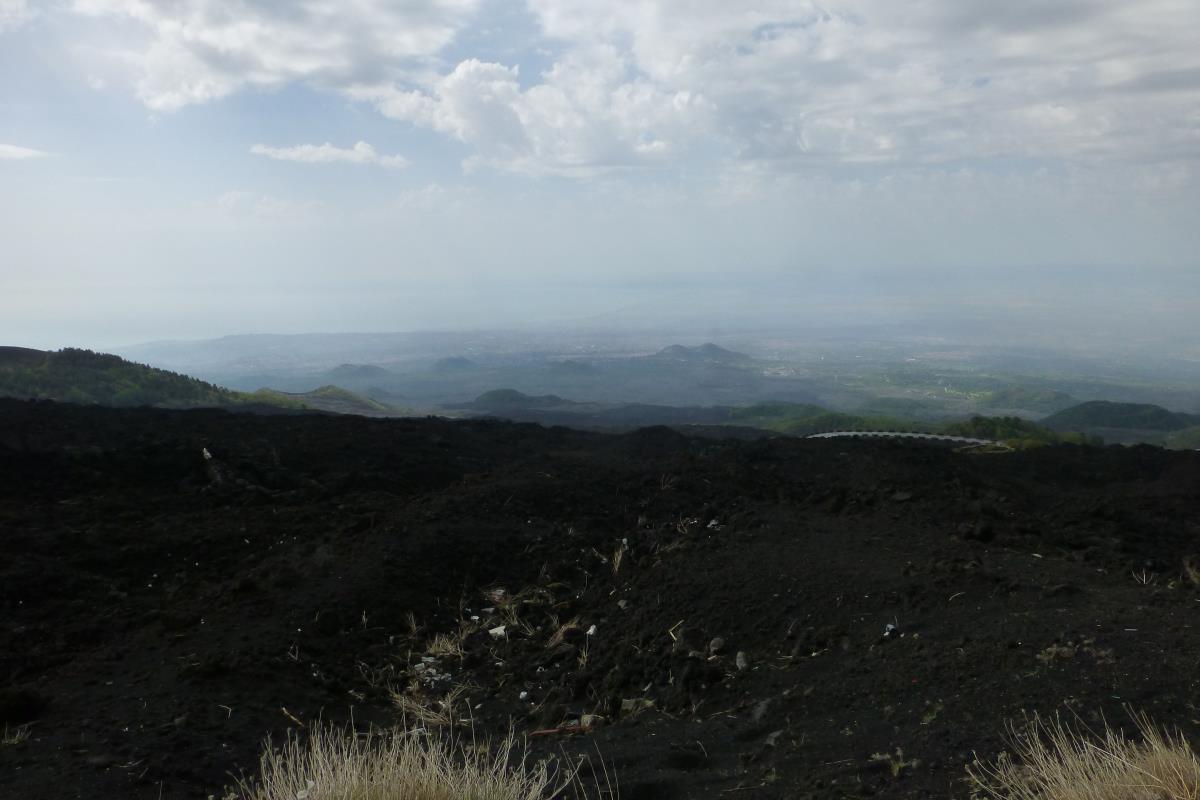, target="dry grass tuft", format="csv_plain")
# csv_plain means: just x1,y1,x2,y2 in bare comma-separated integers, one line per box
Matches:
968,711,1200,800
234,724,592,800
2,724,31,745
391,685,468,730
426,633,464,660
